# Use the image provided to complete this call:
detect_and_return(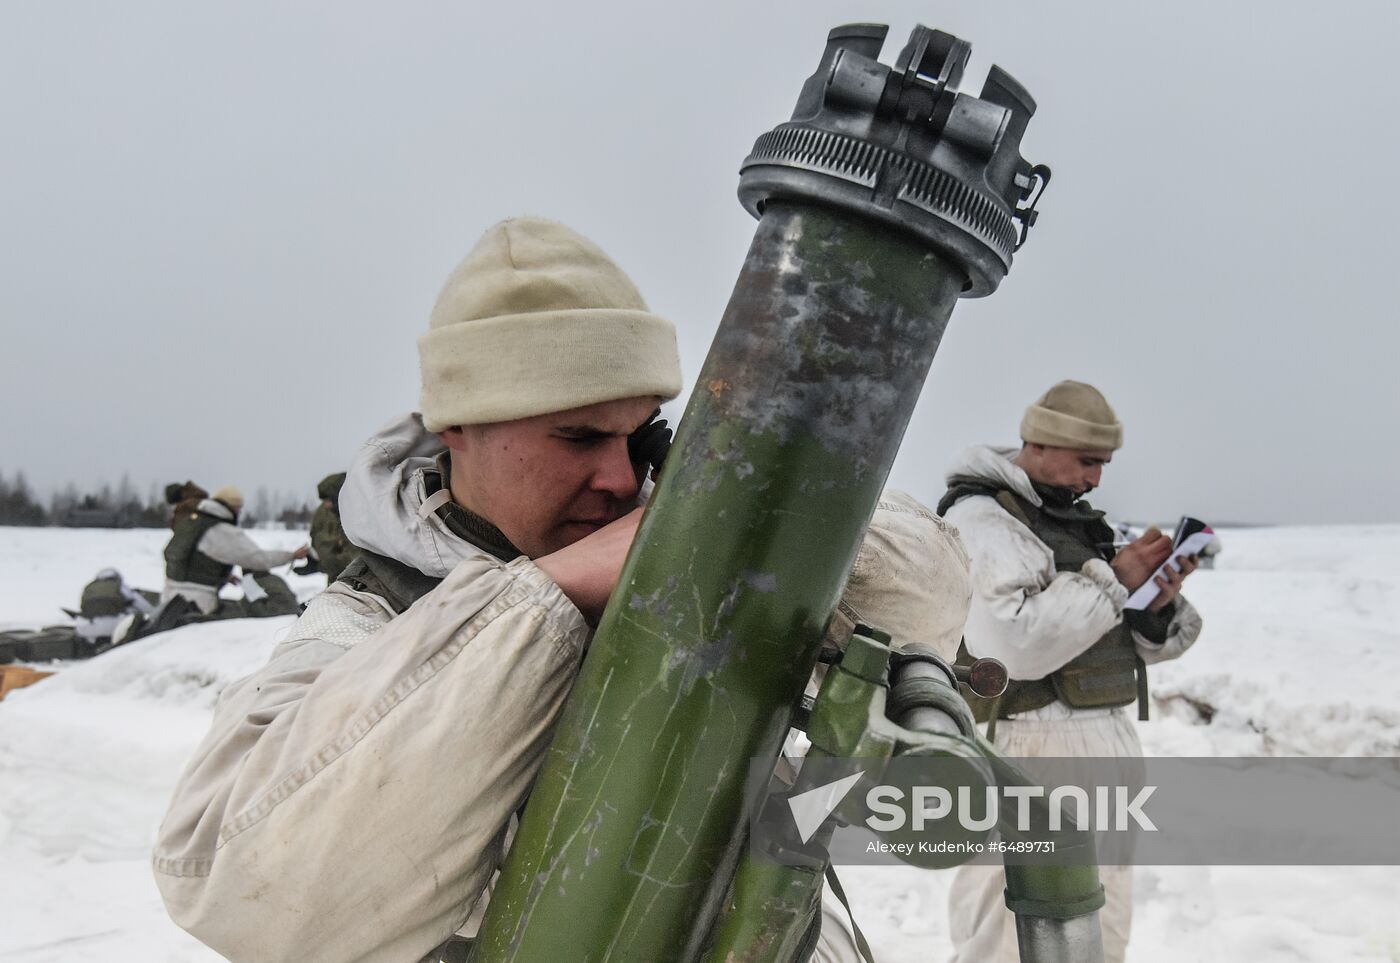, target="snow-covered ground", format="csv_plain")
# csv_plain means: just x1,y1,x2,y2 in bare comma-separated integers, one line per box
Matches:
1,525,1397,961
